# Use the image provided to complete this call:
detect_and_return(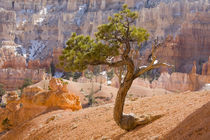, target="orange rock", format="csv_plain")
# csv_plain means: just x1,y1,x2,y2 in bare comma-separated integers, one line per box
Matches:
201,56,210,75
0,44,26,69
49,78,68,92
190,61,197,74
208,57,210,75
20,78,82,110
0,78,82,132
28,60,40,69
5,91,19,104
